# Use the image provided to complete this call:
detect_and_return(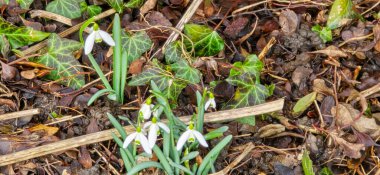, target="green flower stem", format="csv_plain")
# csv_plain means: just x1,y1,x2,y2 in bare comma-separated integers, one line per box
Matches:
112,13,122,102
88,54,112,90
153,145,174,175
196,90,207,133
